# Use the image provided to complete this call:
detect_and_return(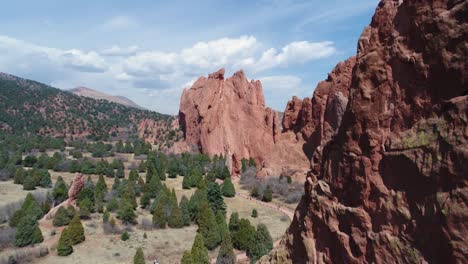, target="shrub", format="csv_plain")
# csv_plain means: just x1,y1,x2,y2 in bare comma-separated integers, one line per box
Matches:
68,214,85,245
15,217,43,247
54,207,72,227
117,199,137,225
181,250,193,264
221,177,235,197
133,247,145,264
121,231,130,241
57,228,73,256
191,234,209,264
251,209,258,218
262,185,272,202
216,232,236,264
